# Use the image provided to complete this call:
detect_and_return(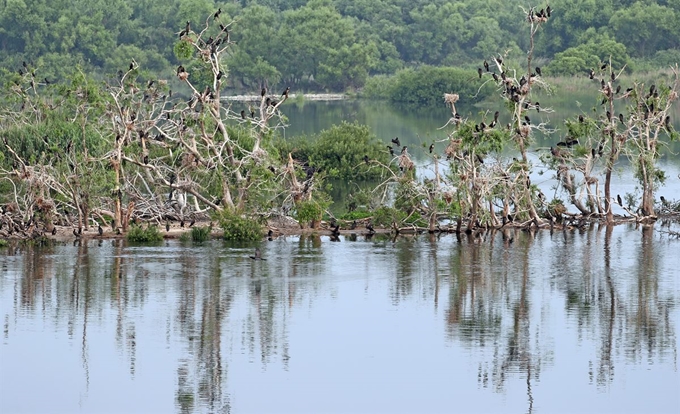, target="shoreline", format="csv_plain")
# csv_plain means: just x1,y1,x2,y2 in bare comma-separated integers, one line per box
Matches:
222,93,348,102
2,213,678,243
